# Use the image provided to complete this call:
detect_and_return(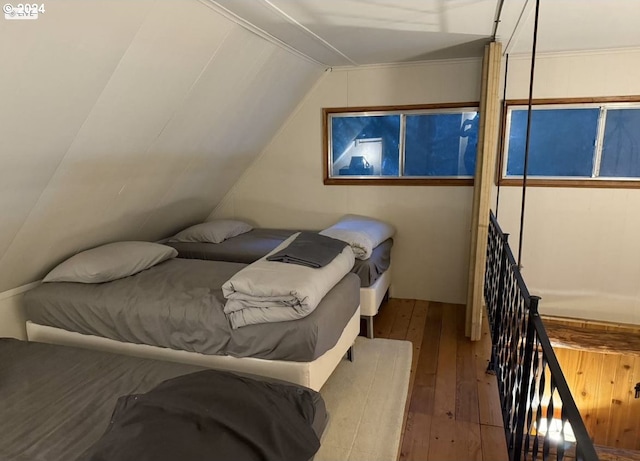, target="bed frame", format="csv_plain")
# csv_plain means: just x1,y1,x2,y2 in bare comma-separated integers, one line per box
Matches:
26,306,360,392
360,266,391,339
